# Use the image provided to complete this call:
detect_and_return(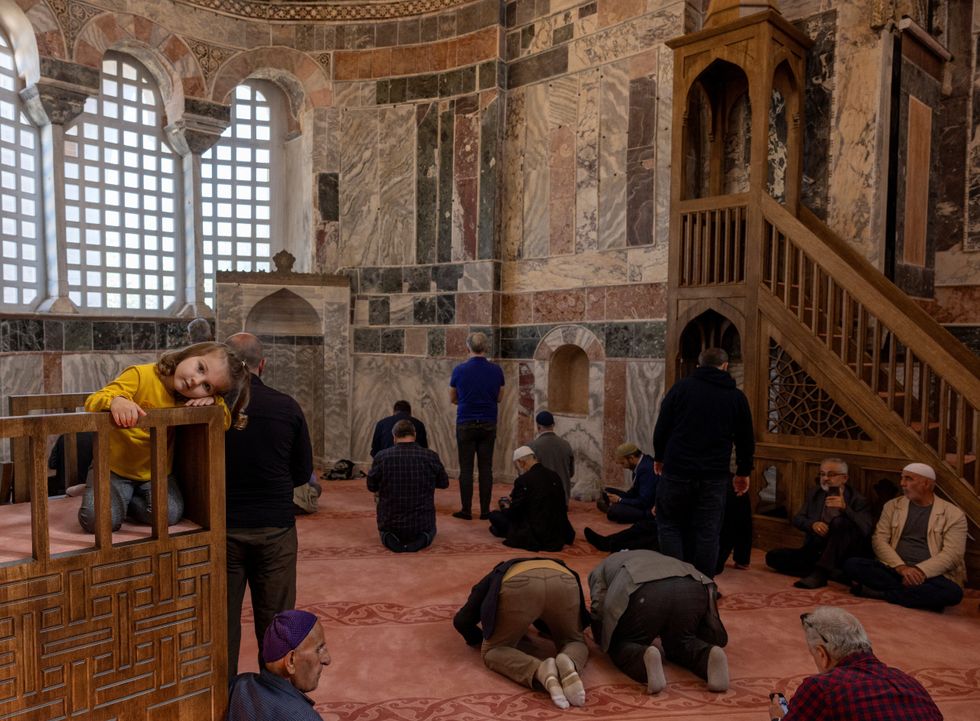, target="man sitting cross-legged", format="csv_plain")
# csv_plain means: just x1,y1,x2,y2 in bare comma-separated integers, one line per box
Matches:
766,457,873,589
